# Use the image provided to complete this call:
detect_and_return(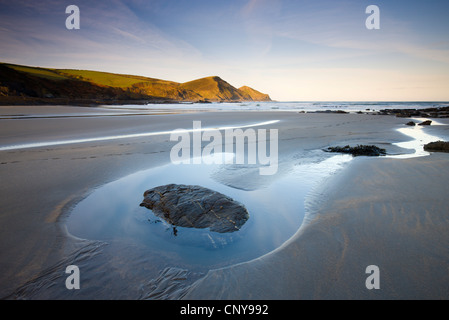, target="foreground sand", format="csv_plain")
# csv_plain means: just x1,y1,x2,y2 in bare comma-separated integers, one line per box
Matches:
0,105,448,299
183,154,449,299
